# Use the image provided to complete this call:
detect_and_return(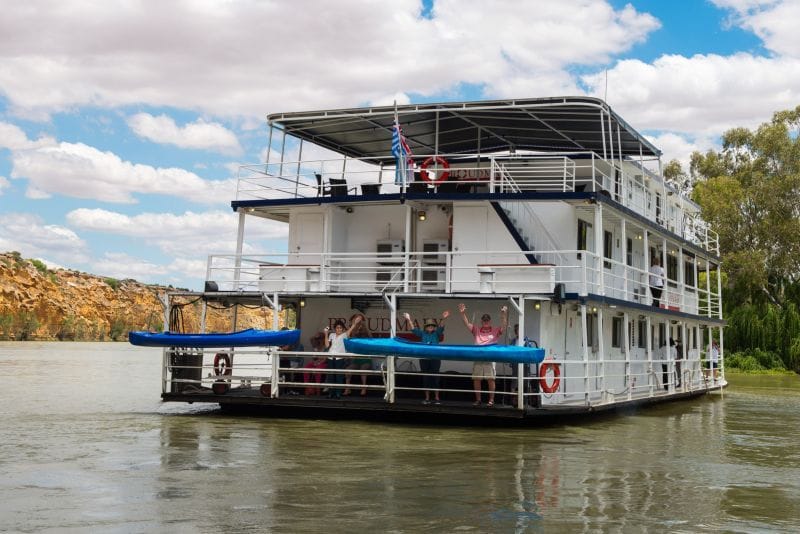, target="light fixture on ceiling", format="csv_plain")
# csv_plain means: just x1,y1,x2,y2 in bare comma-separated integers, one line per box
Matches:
418,210,427,221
